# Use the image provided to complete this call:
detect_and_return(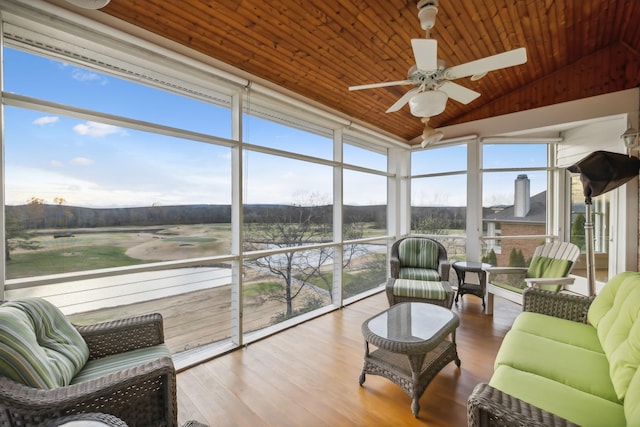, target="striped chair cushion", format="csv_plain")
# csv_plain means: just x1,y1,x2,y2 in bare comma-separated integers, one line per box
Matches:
71,345,172,384
0,298,89,389
398,268,441,281
393,279,447,300
398,238,439,270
